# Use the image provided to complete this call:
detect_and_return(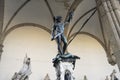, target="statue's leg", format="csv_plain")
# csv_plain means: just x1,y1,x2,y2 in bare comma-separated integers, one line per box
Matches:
61,34,67,54
56,36,63,54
